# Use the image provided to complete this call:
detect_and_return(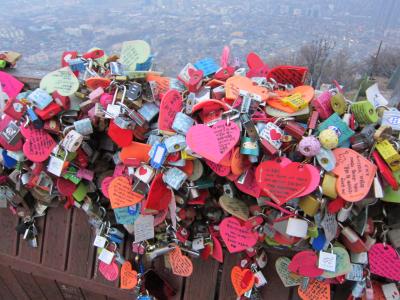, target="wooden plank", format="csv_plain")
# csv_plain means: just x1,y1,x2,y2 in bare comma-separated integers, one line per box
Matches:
0,266,29,300
67,209,95,278
12,269,47,299
57,282,85,300
0,274,15,300
183,257,219,300
42,207,72,271
152,255,184,300
82,289,107,300
217,252,240,300
0,251,135,300
18,216,45,263
0,209,19,256
34,275,64,300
